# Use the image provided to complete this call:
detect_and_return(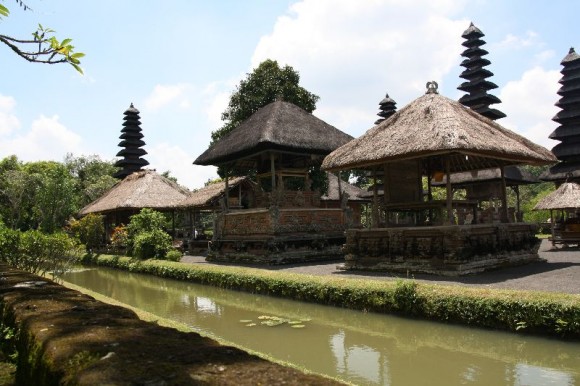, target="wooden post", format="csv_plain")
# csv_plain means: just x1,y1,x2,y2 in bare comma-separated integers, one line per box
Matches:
224,167,229,212
383,163,390,225
514,185,521,222
270,153,276,191
445,157,453,224
500,166,509,223
372,167,379,228
550,209,555,246
337,171,343,202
